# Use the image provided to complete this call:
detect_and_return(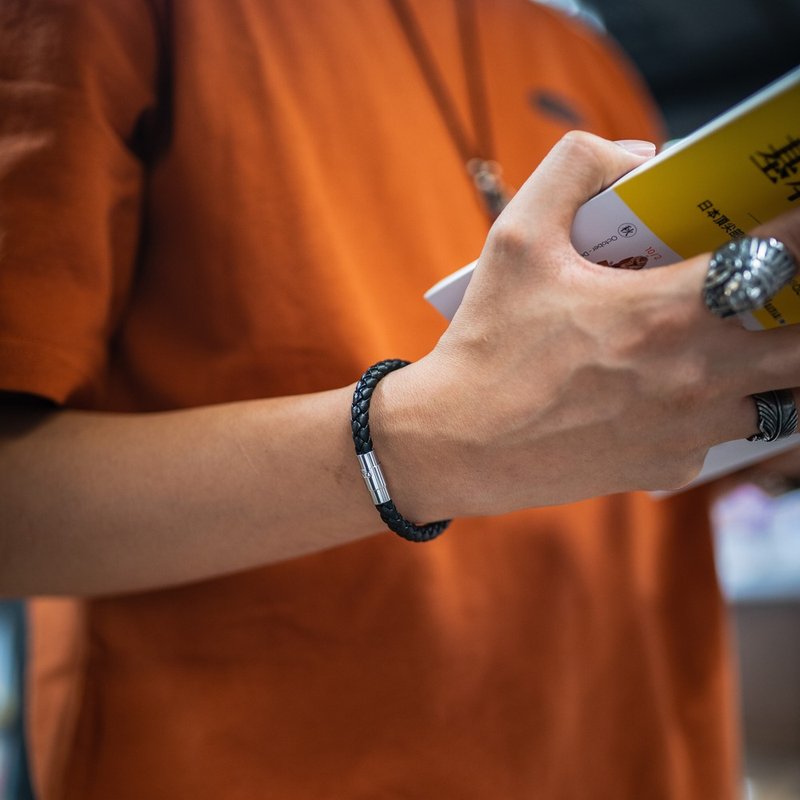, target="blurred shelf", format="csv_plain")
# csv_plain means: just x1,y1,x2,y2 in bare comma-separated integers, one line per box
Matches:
0,603,25,800
713,485,800,603
745,752,800,800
